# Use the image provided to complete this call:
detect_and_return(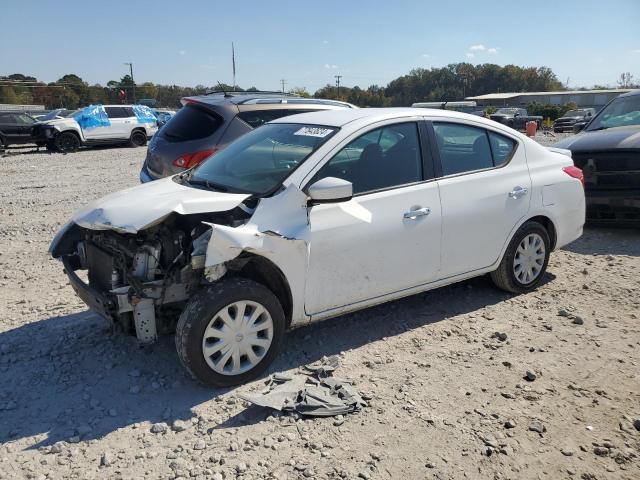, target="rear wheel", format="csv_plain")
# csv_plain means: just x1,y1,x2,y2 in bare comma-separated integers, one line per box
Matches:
490,221,550,293
54,132,80,152
129,130,147,147
175,277,286,387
